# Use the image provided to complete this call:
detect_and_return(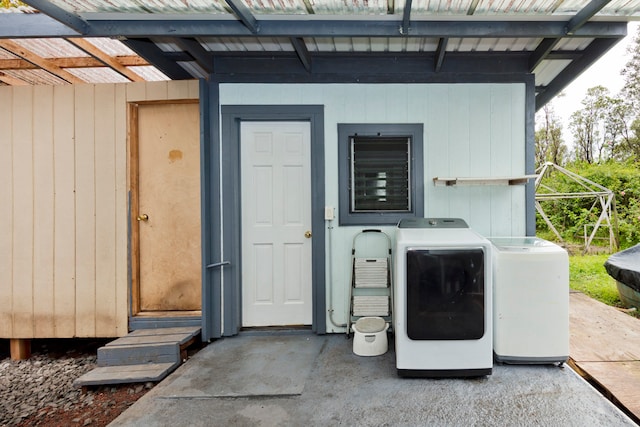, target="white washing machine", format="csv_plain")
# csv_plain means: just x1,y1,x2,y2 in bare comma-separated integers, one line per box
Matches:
394,218,493,377
489,237,569,364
